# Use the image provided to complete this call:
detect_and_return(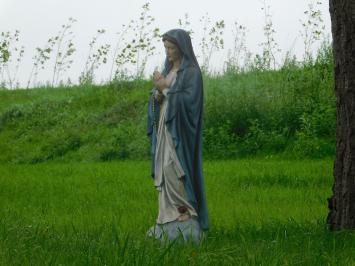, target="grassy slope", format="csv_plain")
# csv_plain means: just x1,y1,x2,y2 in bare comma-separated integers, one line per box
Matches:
0,61,335,164
0,81,152,163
